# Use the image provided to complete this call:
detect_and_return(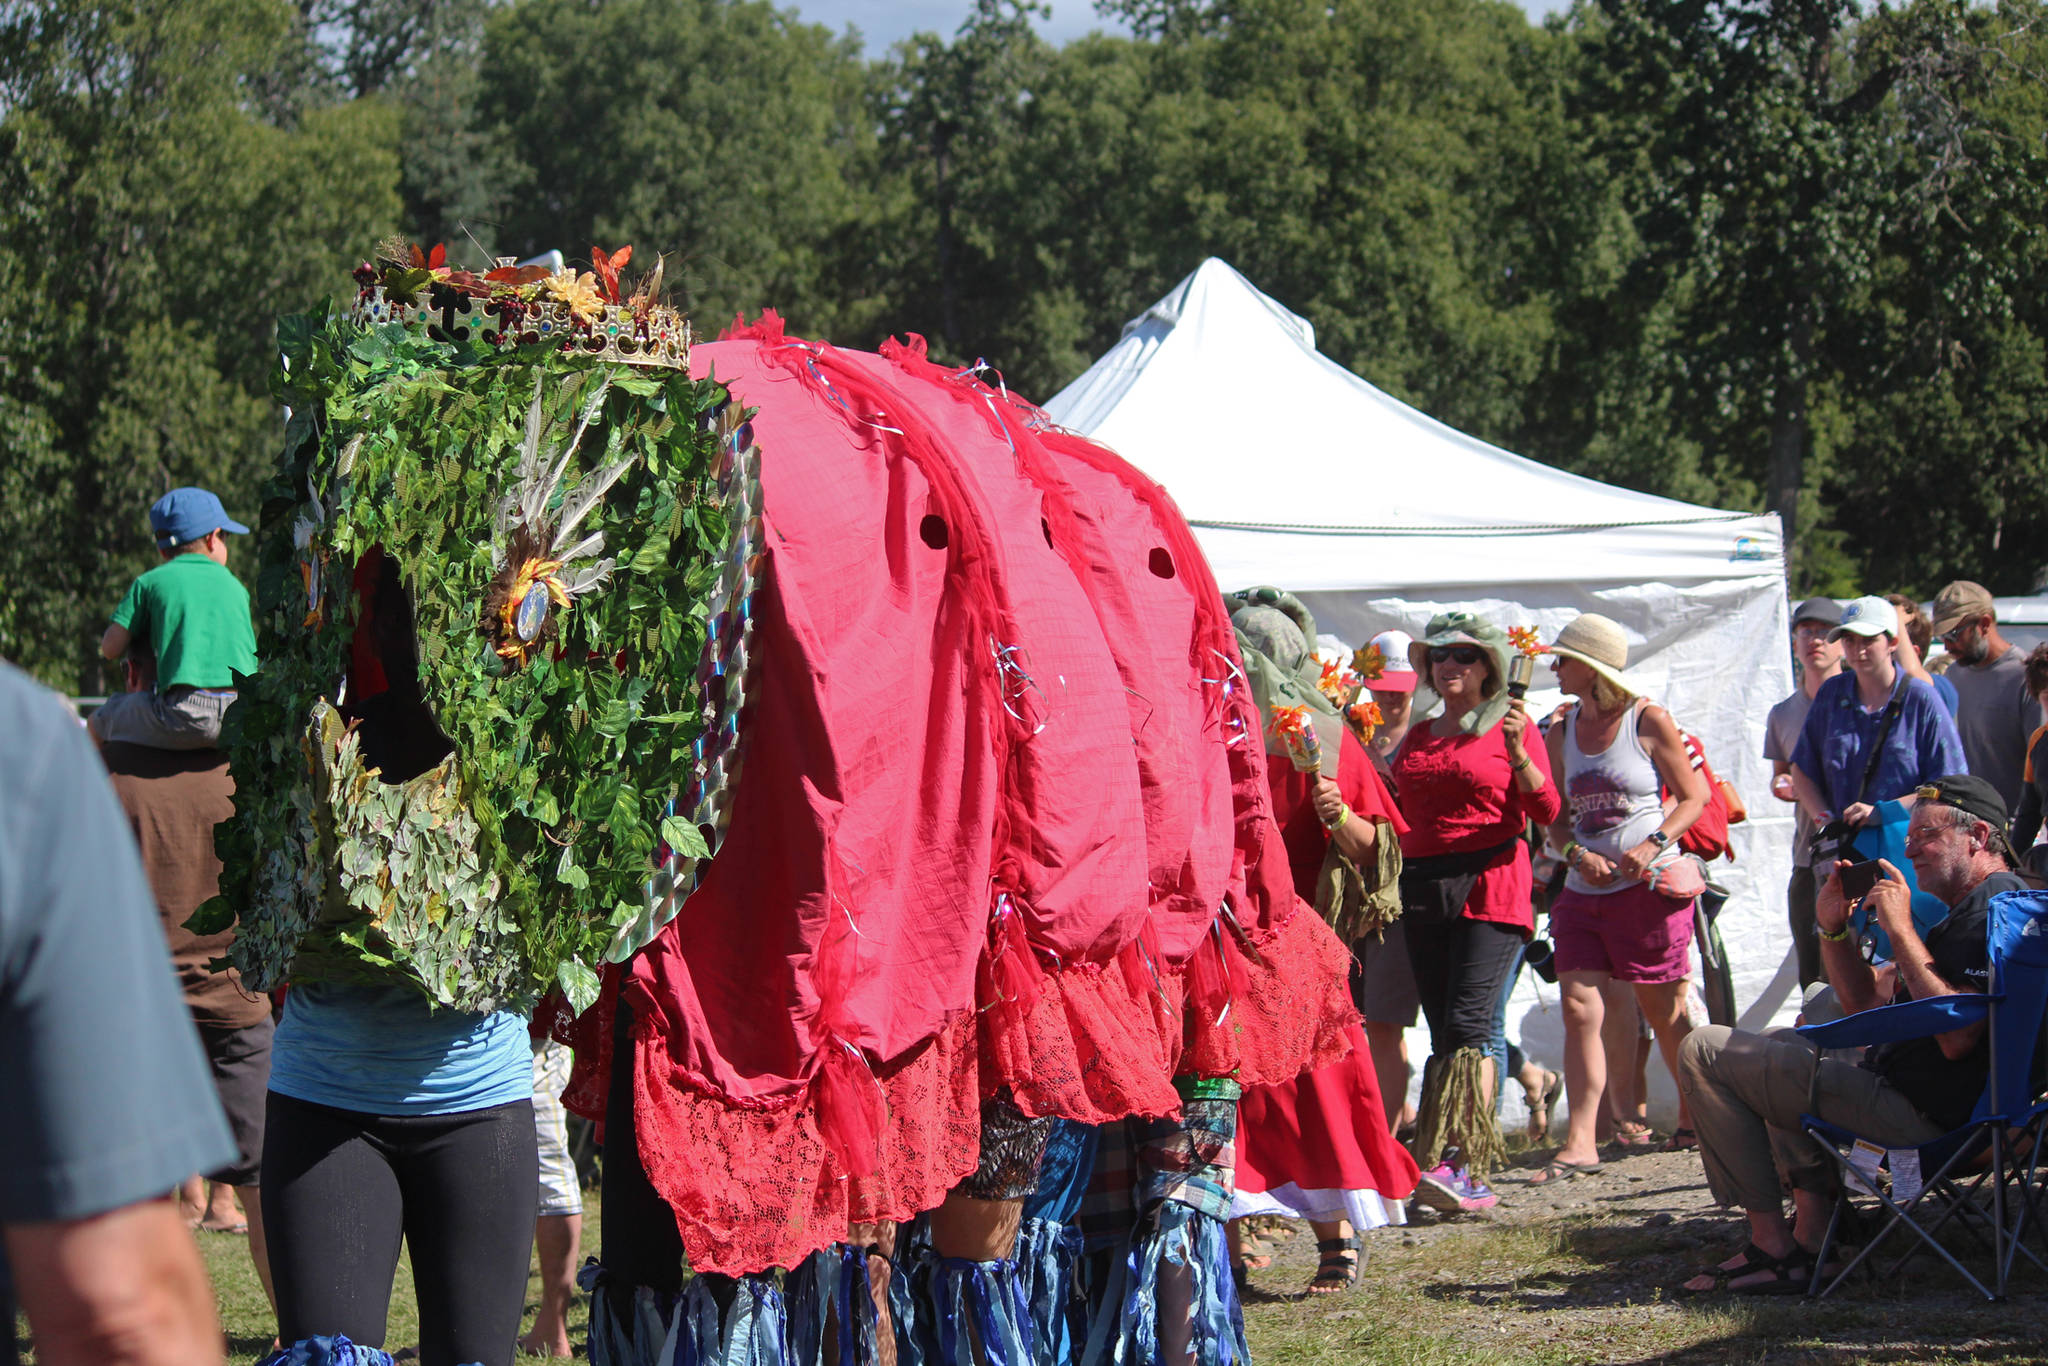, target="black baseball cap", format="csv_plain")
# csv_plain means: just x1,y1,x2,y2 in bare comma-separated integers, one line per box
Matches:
1915,775,2014,856
1791,597,1842,629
